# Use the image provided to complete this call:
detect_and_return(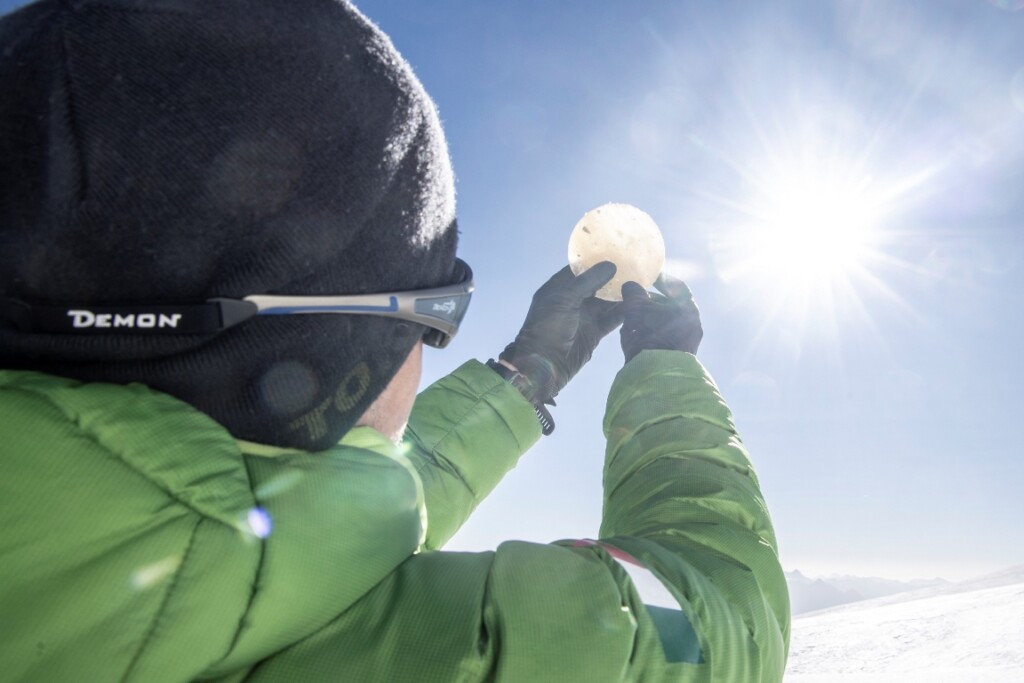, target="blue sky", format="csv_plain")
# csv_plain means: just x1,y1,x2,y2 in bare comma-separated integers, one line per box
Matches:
353,0,1024,581
4,0,1022,581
